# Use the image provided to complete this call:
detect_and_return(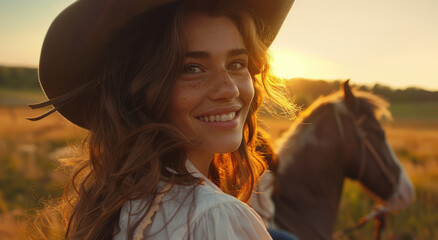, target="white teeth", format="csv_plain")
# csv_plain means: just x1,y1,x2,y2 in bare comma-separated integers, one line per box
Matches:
198,112,236,122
